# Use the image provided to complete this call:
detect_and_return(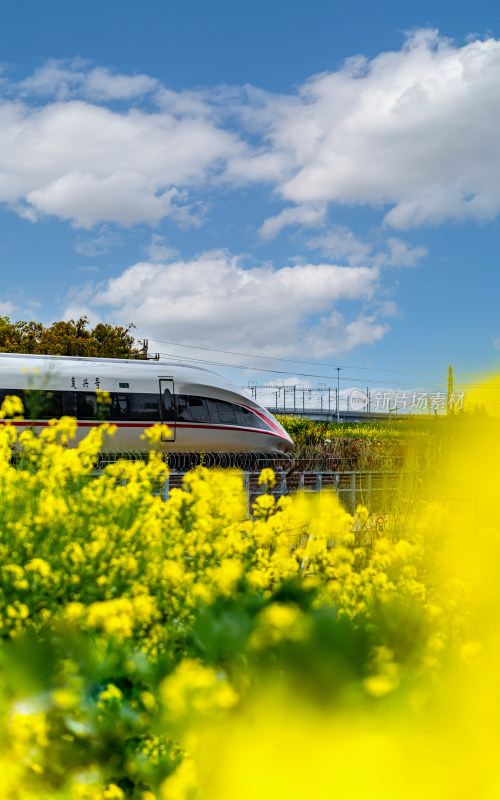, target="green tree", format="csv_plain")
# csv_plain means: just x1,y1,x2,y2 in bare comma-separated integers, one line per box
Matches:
0,316,141,358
